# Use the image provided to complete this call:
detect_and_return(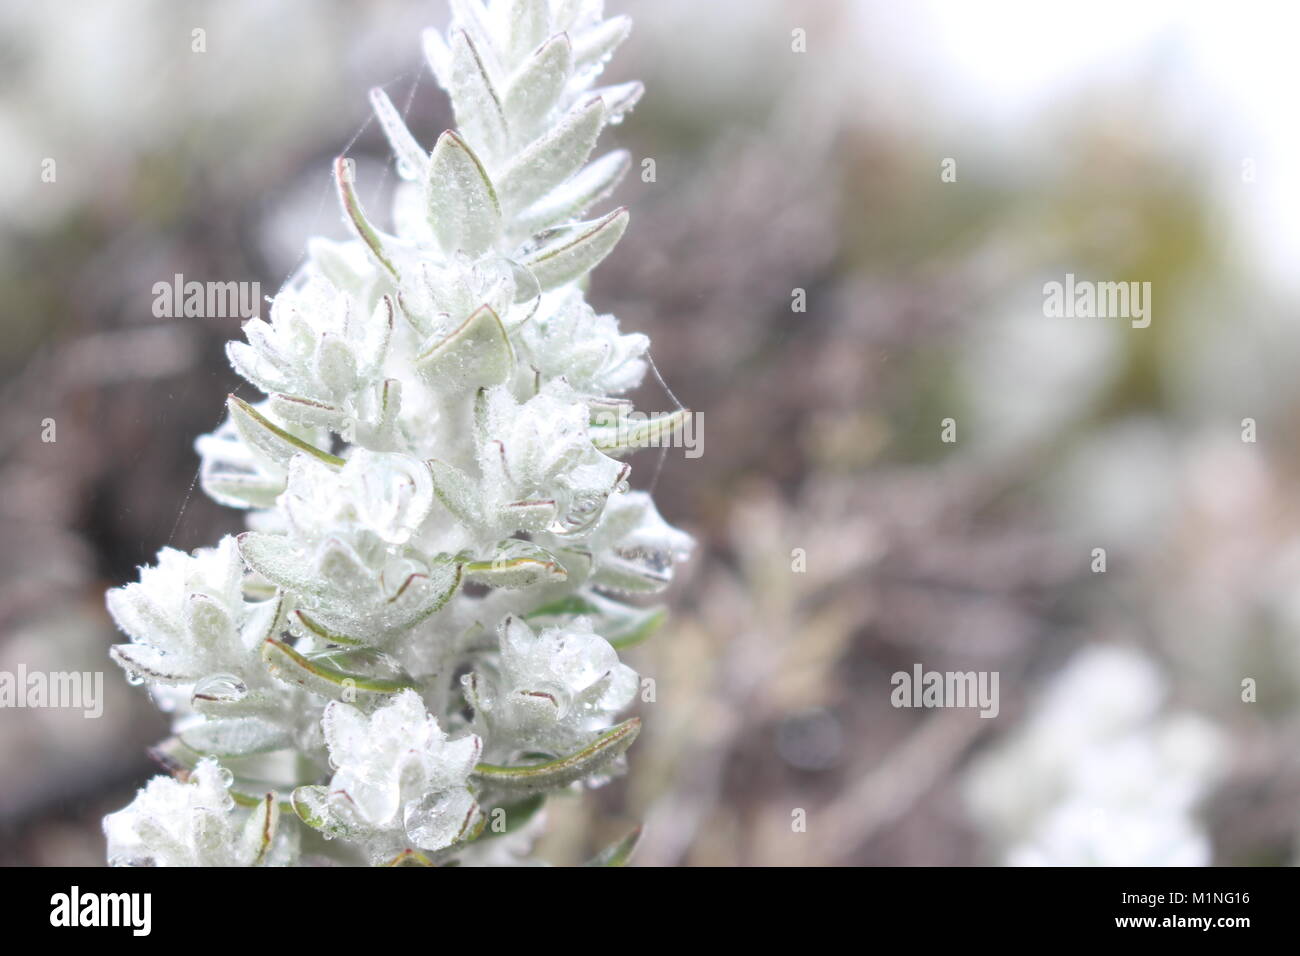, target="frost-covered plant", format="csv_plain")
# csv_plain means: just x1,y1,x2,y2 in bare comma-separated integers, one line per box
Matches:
104,0,692,867
964,646,1223,867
